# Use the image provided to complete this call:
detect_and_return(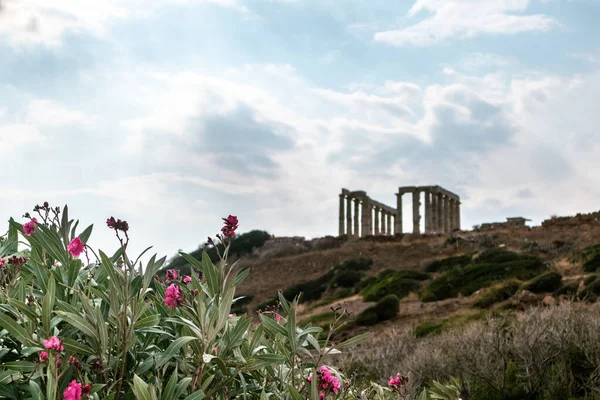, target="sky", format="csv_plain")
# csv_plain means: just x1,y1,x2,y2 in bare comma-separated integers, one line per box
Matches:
1,0,599,262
